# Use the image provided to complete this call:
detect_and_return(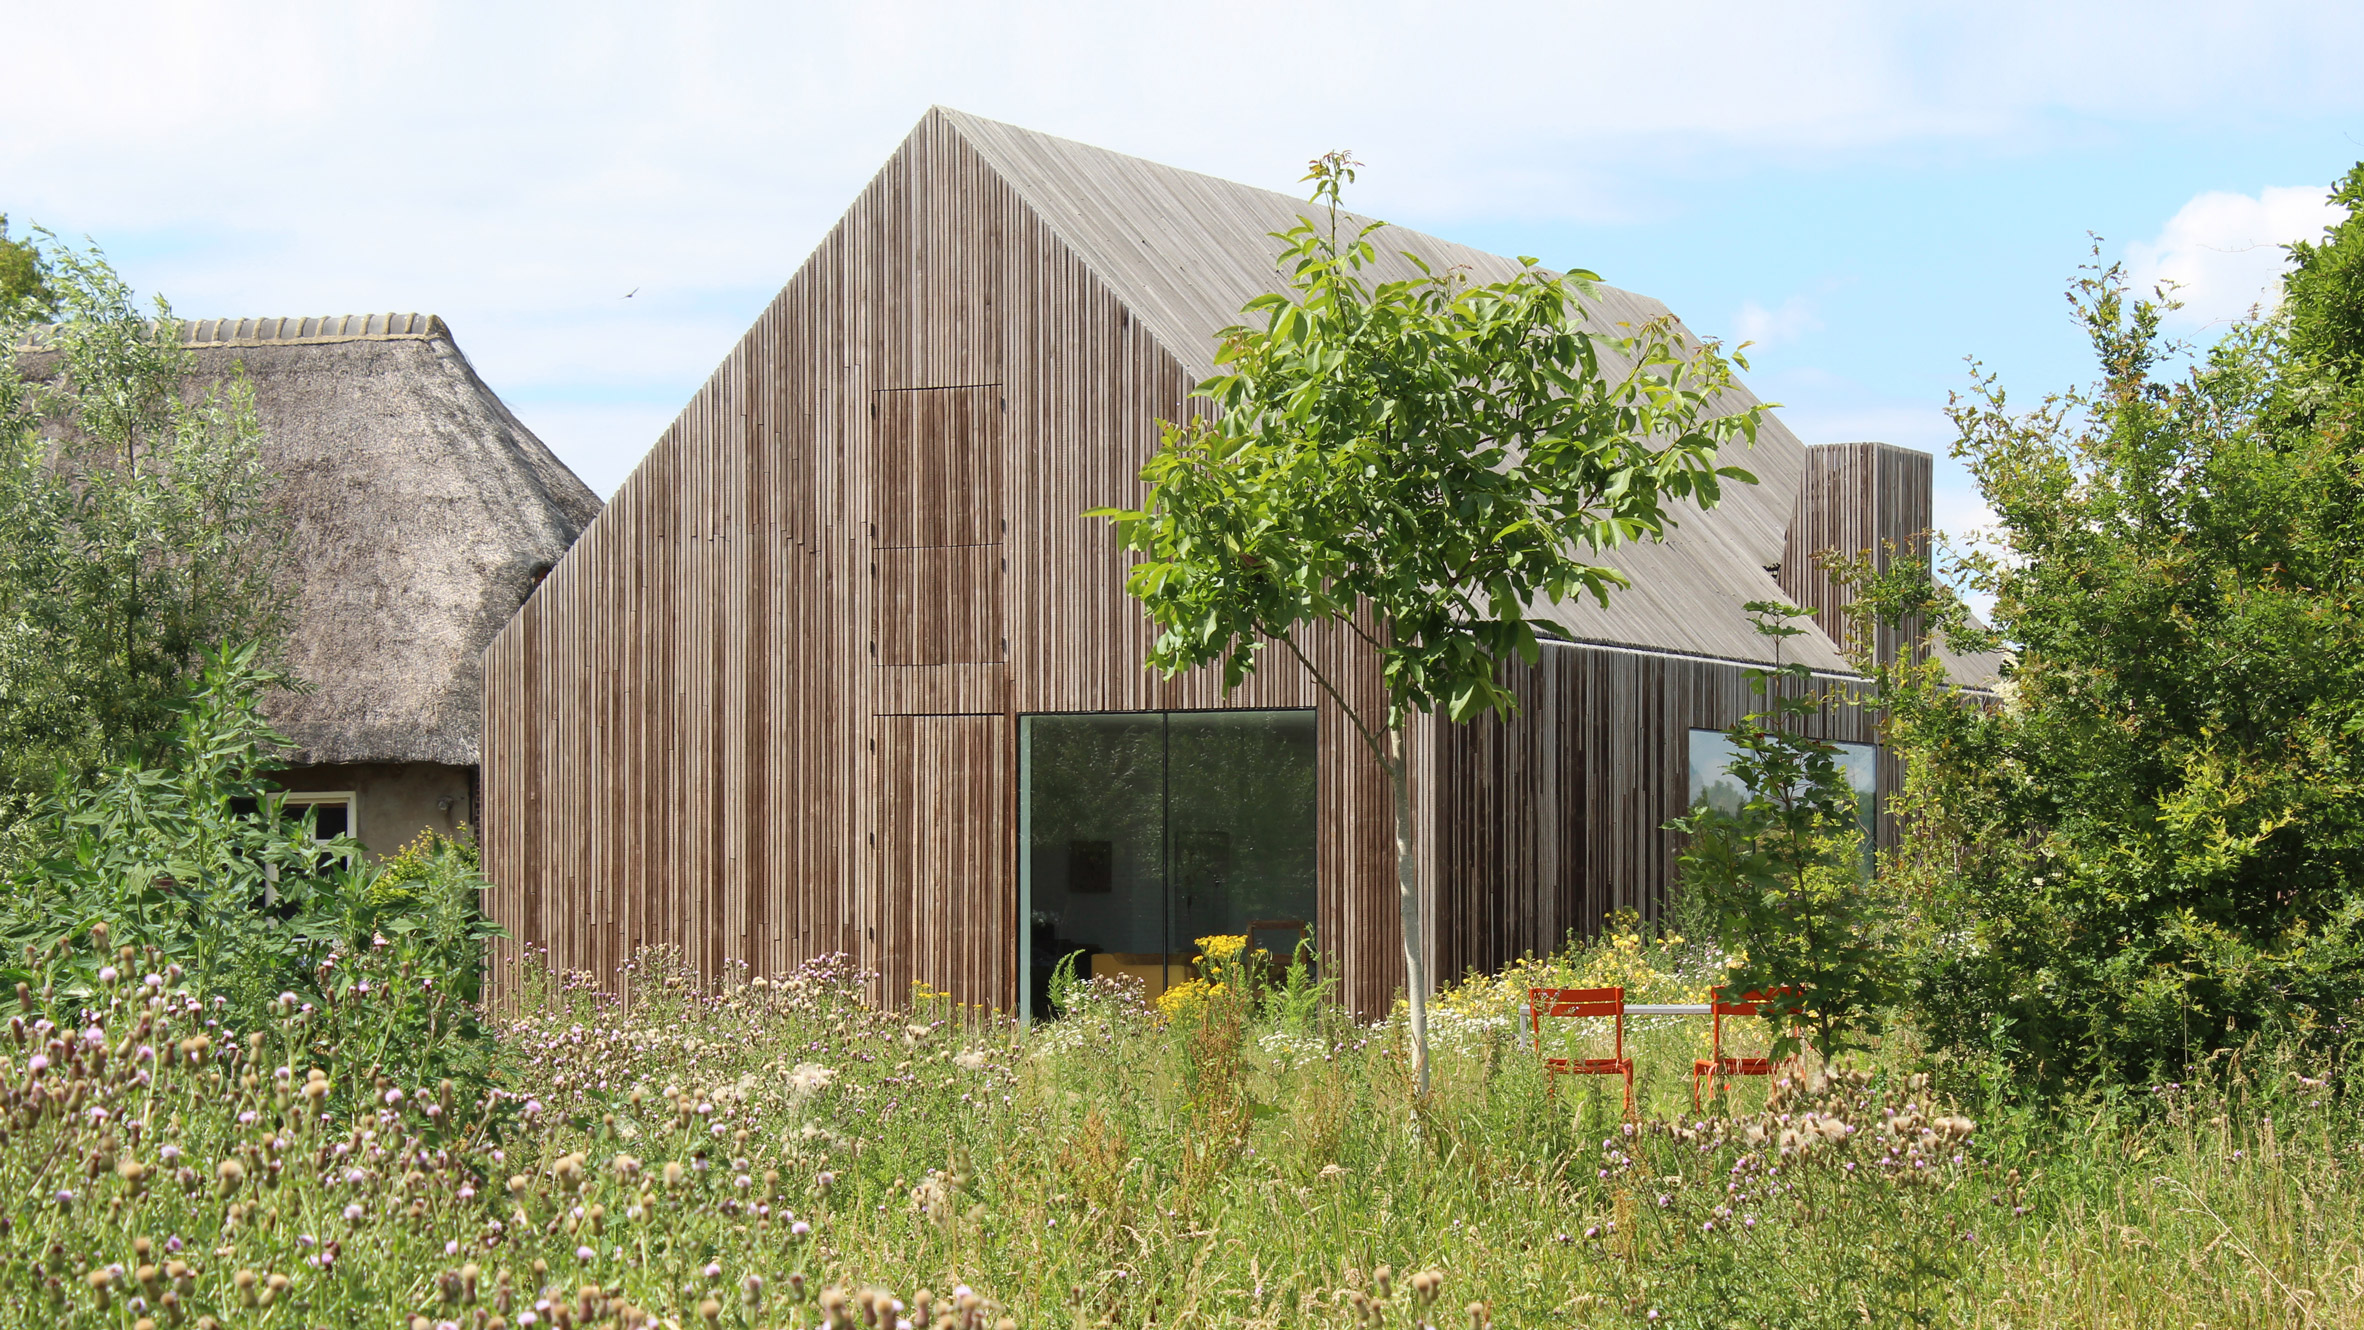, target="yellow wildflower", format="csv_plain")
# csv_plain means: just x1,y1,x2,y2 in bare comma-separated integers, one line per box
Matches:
1195,934,1248,963
1155,978,1226,1021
